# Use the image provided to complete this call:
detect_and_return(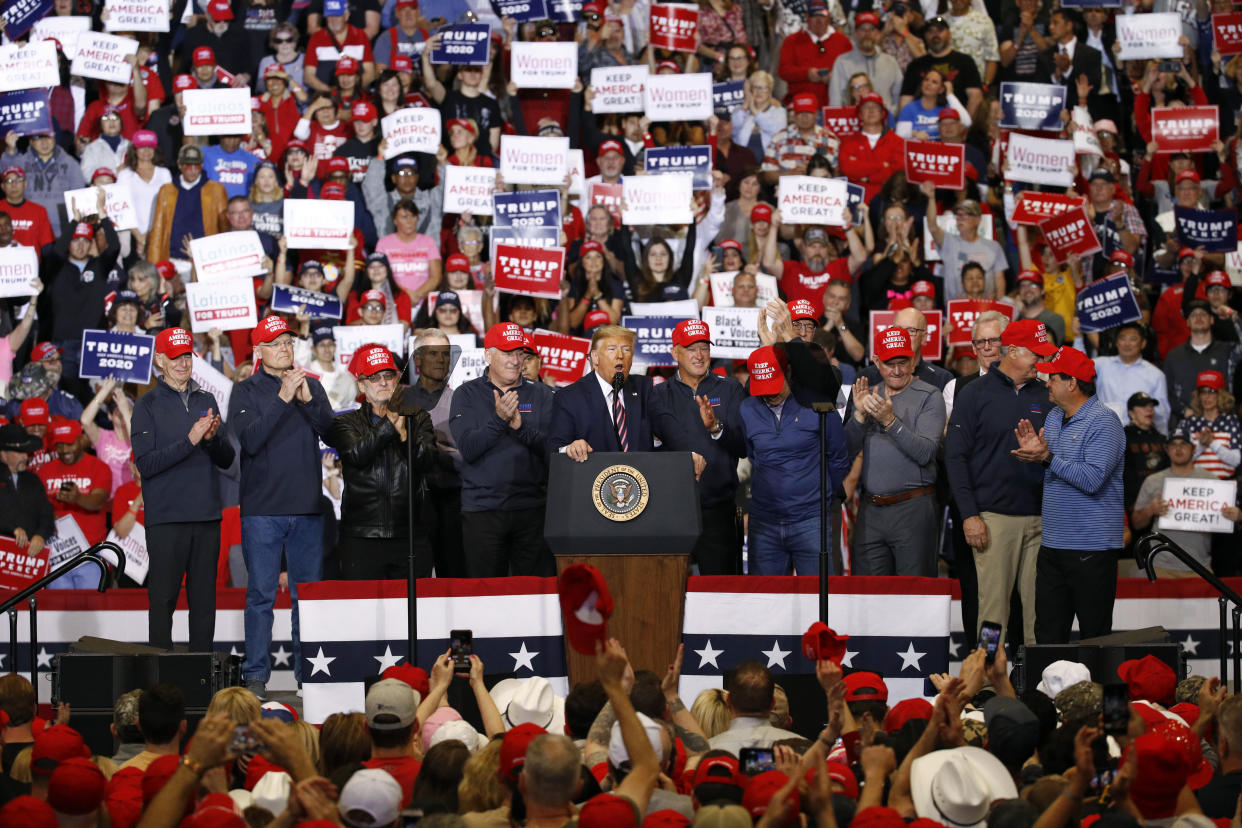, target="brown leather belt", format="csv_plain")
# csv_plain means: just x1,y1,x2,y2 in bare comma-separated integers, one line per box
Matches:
867,485,936,507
